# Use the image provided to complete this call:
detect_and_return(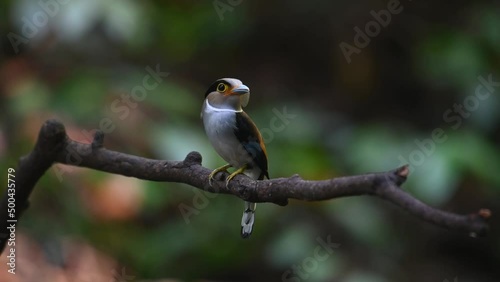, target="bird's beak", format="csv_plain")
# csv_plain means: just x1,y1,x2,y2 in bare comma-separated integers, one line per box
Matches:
231,84,250,95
